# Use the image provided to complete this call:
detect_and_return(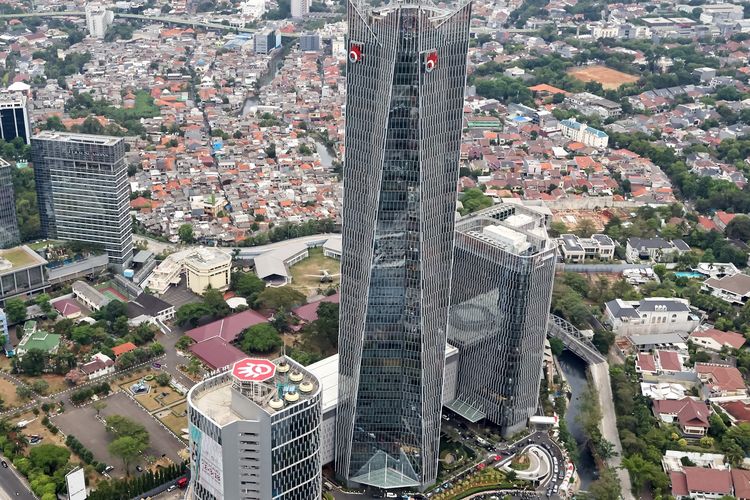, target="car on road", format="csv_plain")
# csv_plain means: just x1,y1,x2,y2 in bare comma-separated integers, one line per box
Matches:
166,485,177,492
104,465,114,473
1,460,7,468
135,465,144,472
